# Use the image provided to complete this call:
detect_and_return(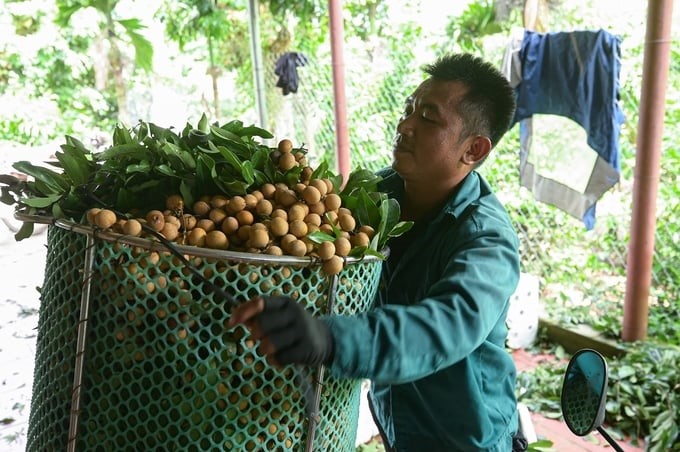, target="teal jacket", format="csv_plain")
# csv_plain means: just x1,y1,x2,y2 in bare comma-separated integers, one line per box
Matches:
323,169,520,451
